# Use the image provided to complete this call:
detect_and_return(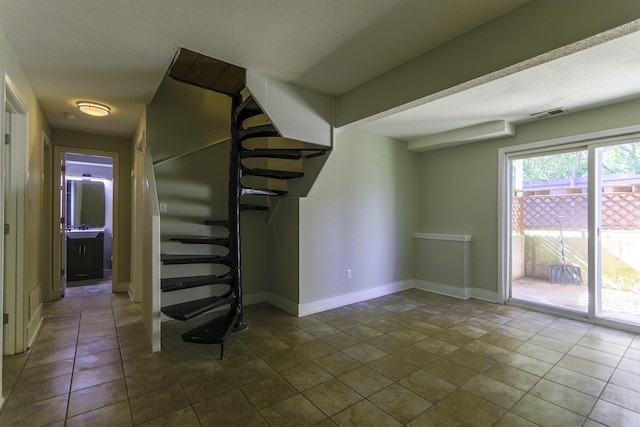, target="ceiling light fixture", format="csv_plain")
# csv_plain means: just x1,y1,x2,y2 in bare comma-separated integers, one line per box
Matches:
77,102,111,117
